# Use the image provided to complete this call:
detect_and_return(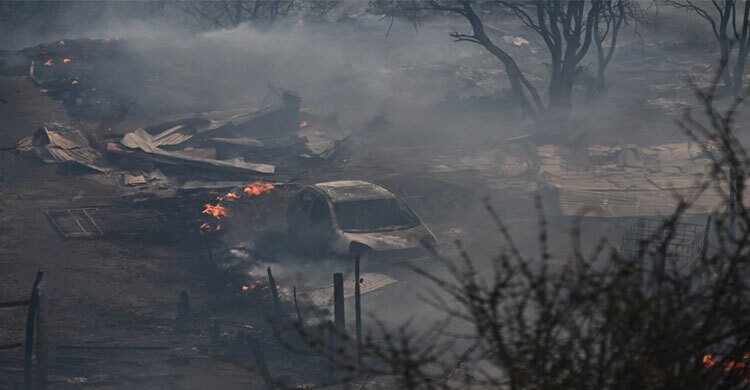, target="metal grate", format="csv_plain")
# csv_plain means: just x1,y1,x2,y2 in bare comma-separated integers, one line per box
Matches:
620,218,705,276
45,205,168,239
297,272,398,307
